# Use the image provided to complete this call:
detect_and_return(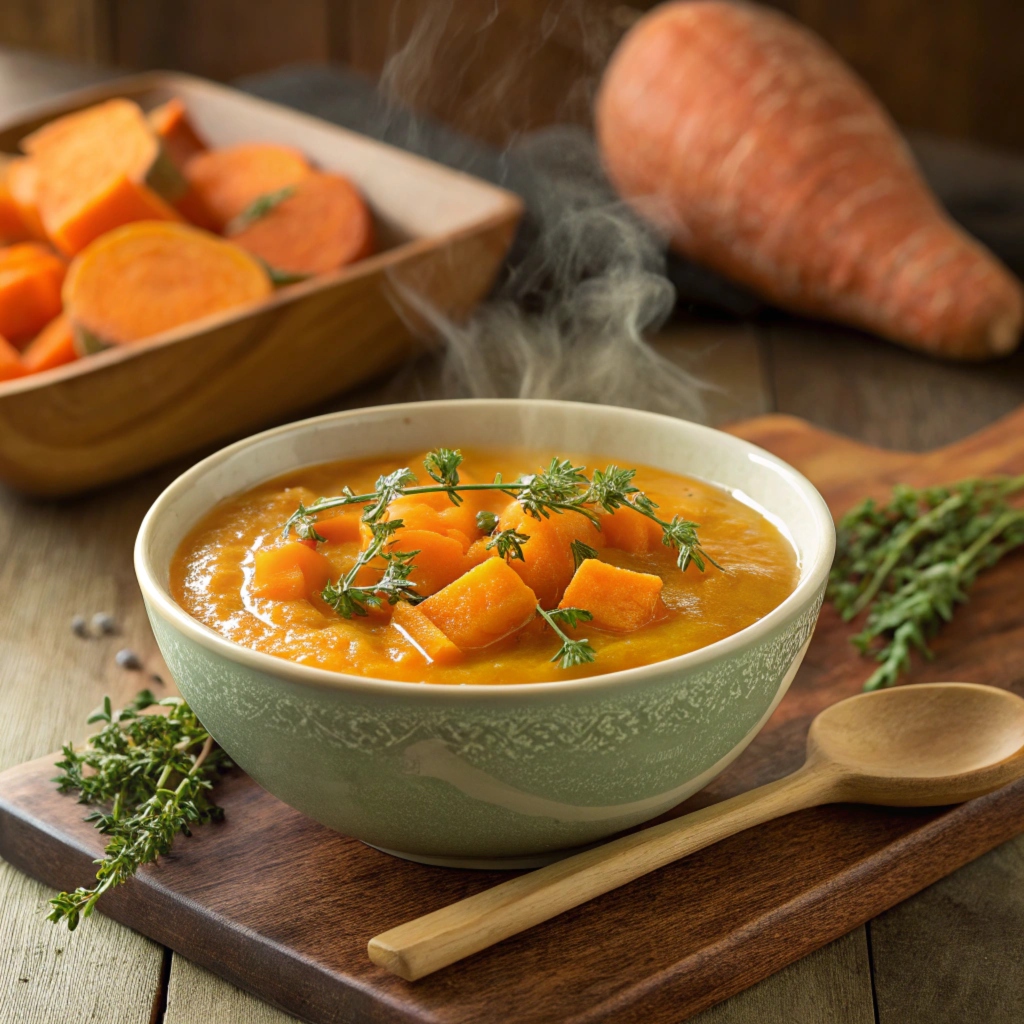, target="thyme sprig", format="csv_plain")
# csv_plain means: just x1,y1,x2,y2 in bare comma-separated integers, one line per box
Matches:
283,450,717,574
537,605,596,669
48,691,228,930
828,475,1024,690
227,185,296,233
